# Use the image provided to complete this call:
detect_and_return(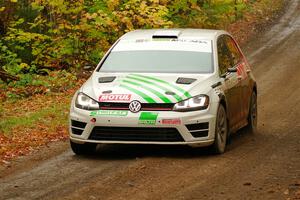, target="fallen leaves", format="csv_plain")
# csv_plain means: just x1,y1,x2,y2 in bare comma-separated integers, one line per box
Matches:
0,122,69,164
0,83,82,164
